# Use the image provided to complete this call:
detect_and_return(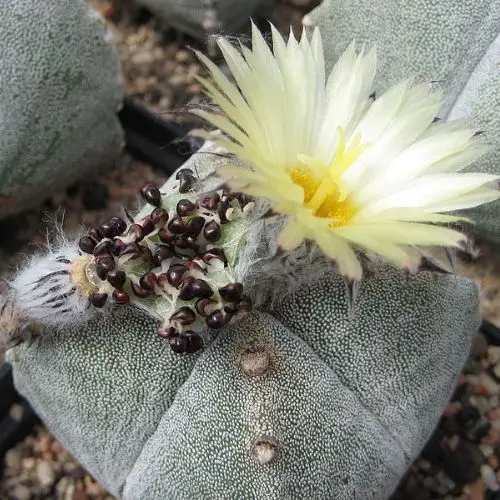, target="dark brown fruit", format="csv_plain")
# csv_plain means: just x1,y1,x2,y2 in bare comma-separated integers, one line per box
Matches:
184,332,203,353
96,255,115,279
141,217,155,236
203,220,221,242
107,269,126,288
176,170,196,194
201,248,227,265
197,192,220,210
175,236,198,250
219,282,243,302
236,296,253,312
89,292,108,308
185,216,205,237
112,289,130,304
140,184,162,207
158,325,177,340
93,240,113,256
112,239,126,256
168,216,187,234
206,310,224,329
153,245,173,265
100,221,118,239
195,298,218,316
166,264,188,288
168,335,189,354
119,242,141,259
110,217,127,234
88,227,103,242
151,208,168,226
126,224,144,242
78,236,96,254
158,227,175,244
175,168,194,180
191,279,214,299
177,199,198,216
218,200,231,224
139,272,157,291
179,277,196,300
169,306,196,326
132,283,151,298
